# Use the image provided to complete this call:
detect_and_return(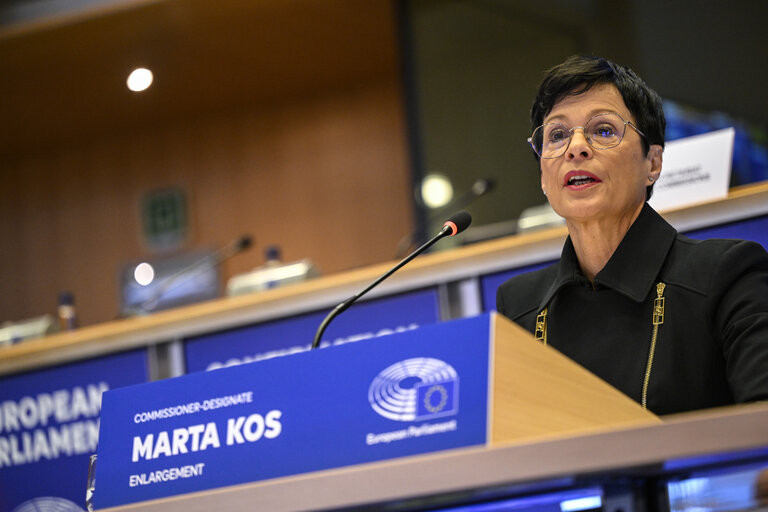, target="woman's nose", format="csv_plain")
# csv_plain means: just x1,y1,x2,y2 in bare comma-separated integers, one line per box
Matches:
566,128,592,160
